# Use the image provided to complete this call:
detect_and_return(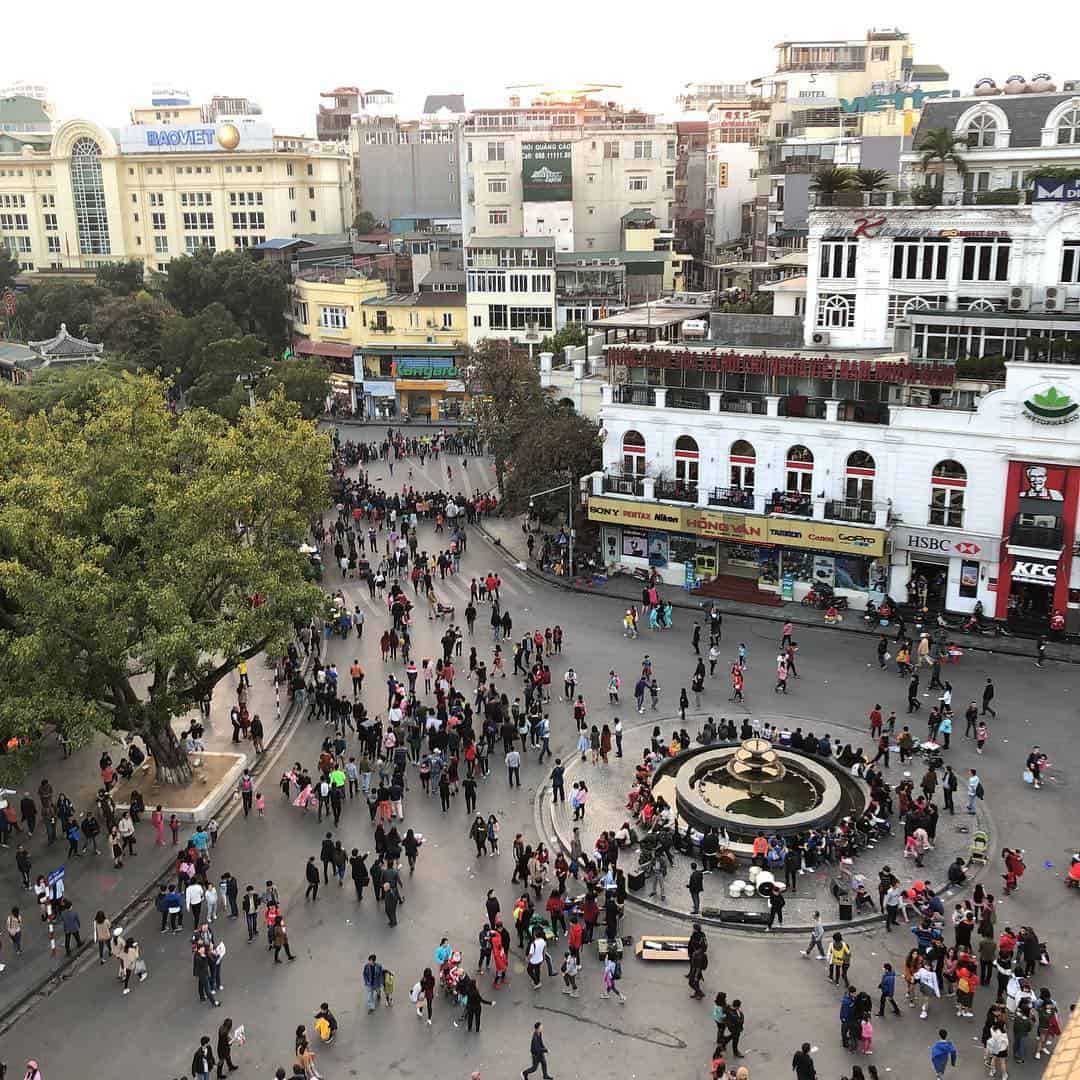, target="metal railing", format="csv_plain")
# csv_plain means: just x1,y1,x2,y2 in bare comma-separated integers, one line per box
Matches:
602,474,645,497
808,189,1030,209
709,486,756,510
654,479,699,503
824,499,877,524
613,385,655,406
668,389,709,410
718,396,766,415
766,493,814,517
